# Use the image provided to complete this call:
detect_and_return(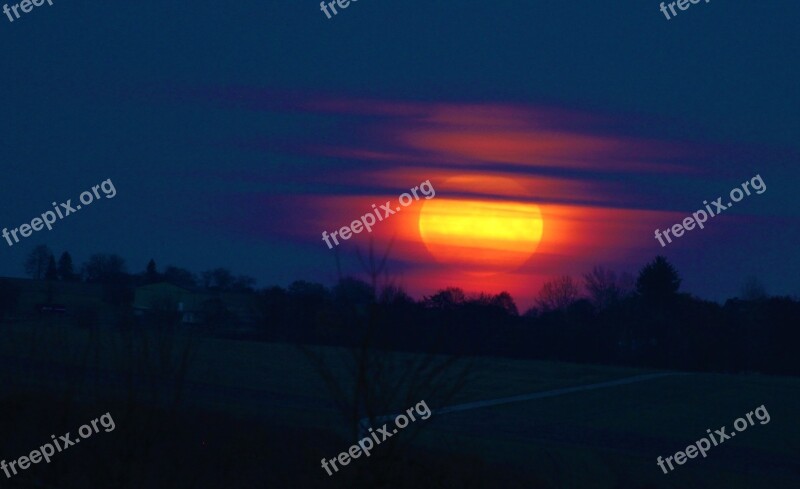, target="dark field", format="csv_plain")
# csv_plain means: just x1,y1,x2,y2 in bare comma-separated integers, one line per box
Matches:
1,320,797,488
